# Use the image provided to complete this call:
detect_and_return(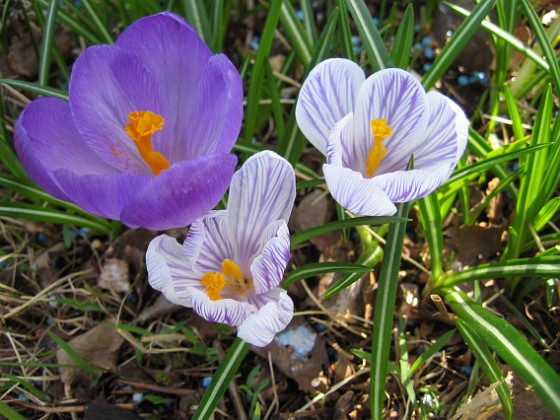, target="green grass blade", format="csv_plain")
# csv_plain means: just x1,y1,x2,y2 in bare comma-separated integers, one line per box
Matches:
533,197,560,232
0,135,27,179
0,201,113,233
301,0,318,45
193,339,251,419
370,201,410,419
418,192,444,282
290,215,407,248
308,6,340,68
182,0,211,46
48,331,99,379
284,262,371,287
1,79,68,99
0,401,26,420
422,0,496,90
407,328,456,377
455,318,513,420
444,289,560,416
390,4,414,69
4,373,52,402
345,0,394,70
80,0,114,44
210,0,227,52
337,0,356,61
279,1,313,67
439,256,560,288
243,0,283,143
519,0,560,96
38,0,59,86
504,85,553,260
